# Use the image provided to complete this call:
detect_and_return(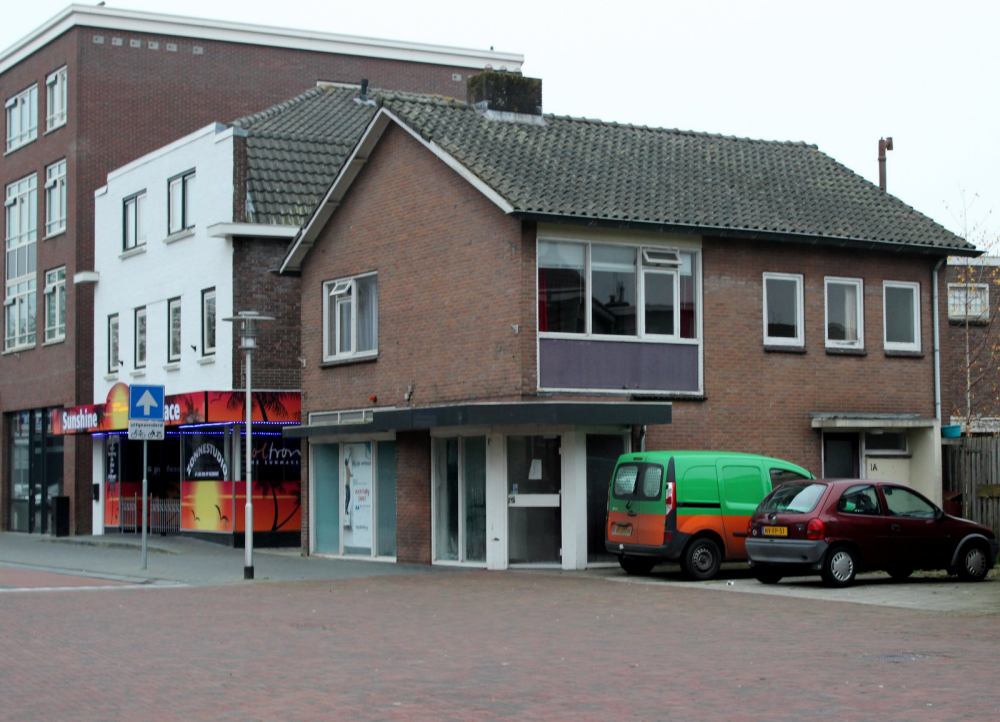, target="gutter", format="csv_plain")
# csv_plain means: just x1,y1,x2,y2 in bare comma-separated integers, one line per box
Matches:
933,257,945,421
